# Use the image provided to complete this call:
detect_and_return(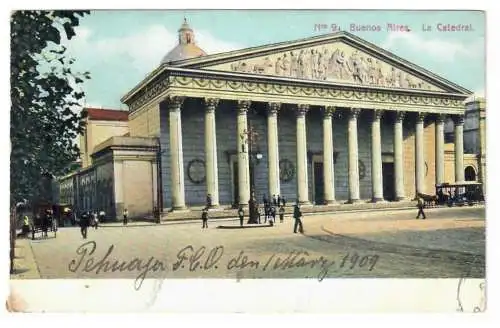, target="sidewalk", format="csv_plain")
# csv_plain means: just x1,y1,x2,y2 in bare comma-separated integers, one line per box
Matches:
10,238,40,279
97,202,484,229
